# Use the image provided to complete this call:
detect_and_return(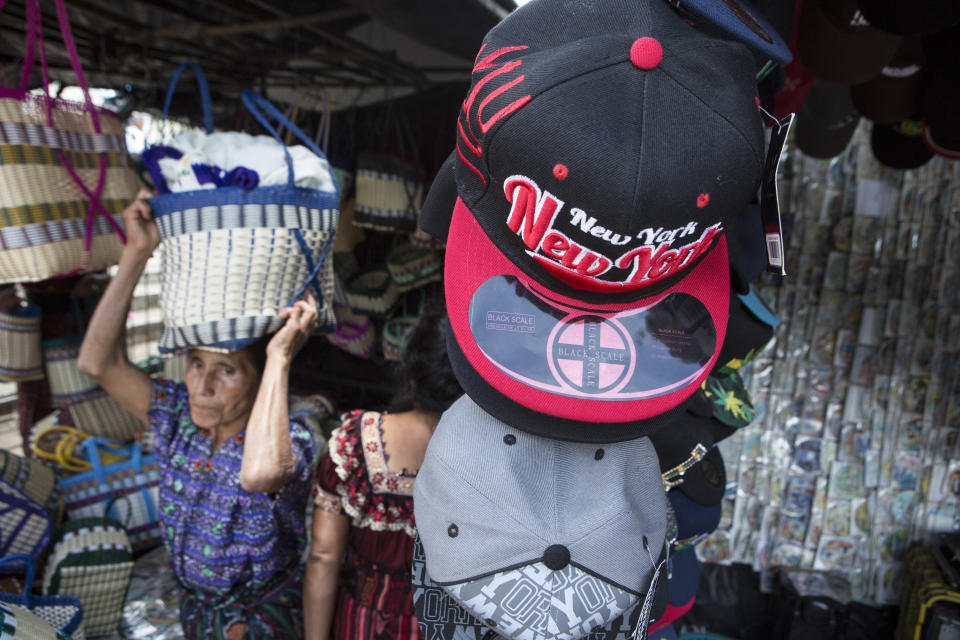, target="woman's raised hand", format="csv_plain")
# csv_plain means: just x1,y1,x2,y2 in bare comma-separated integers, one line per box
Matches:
122,187,161,257
268,291,319,364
